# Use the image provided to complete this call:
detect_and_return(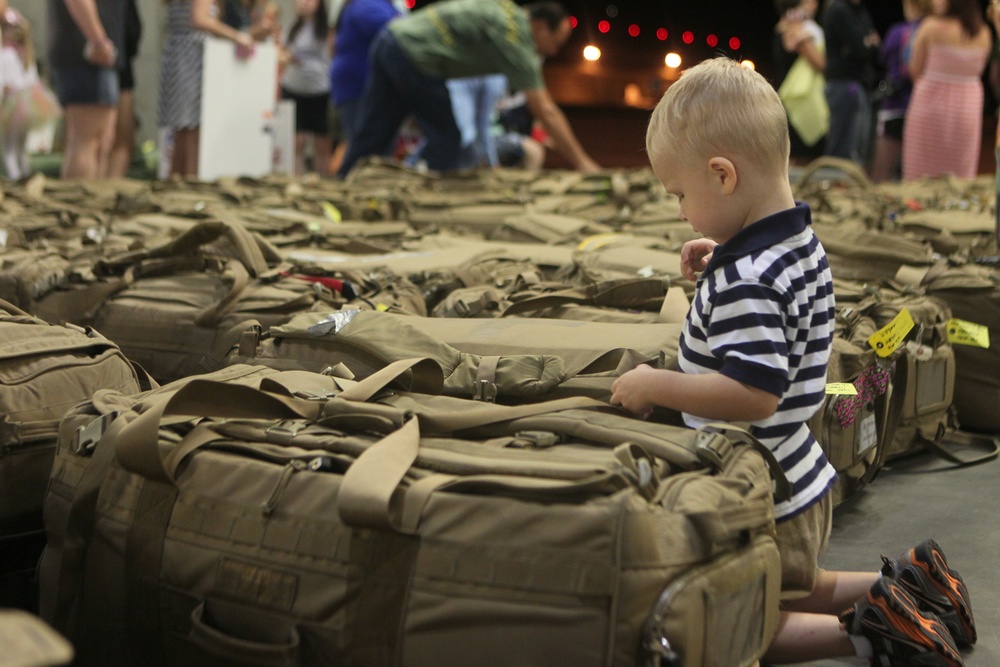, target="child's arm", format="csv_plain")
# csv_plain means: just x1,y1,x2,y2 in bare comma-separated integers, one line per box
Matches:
610,365,779,422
